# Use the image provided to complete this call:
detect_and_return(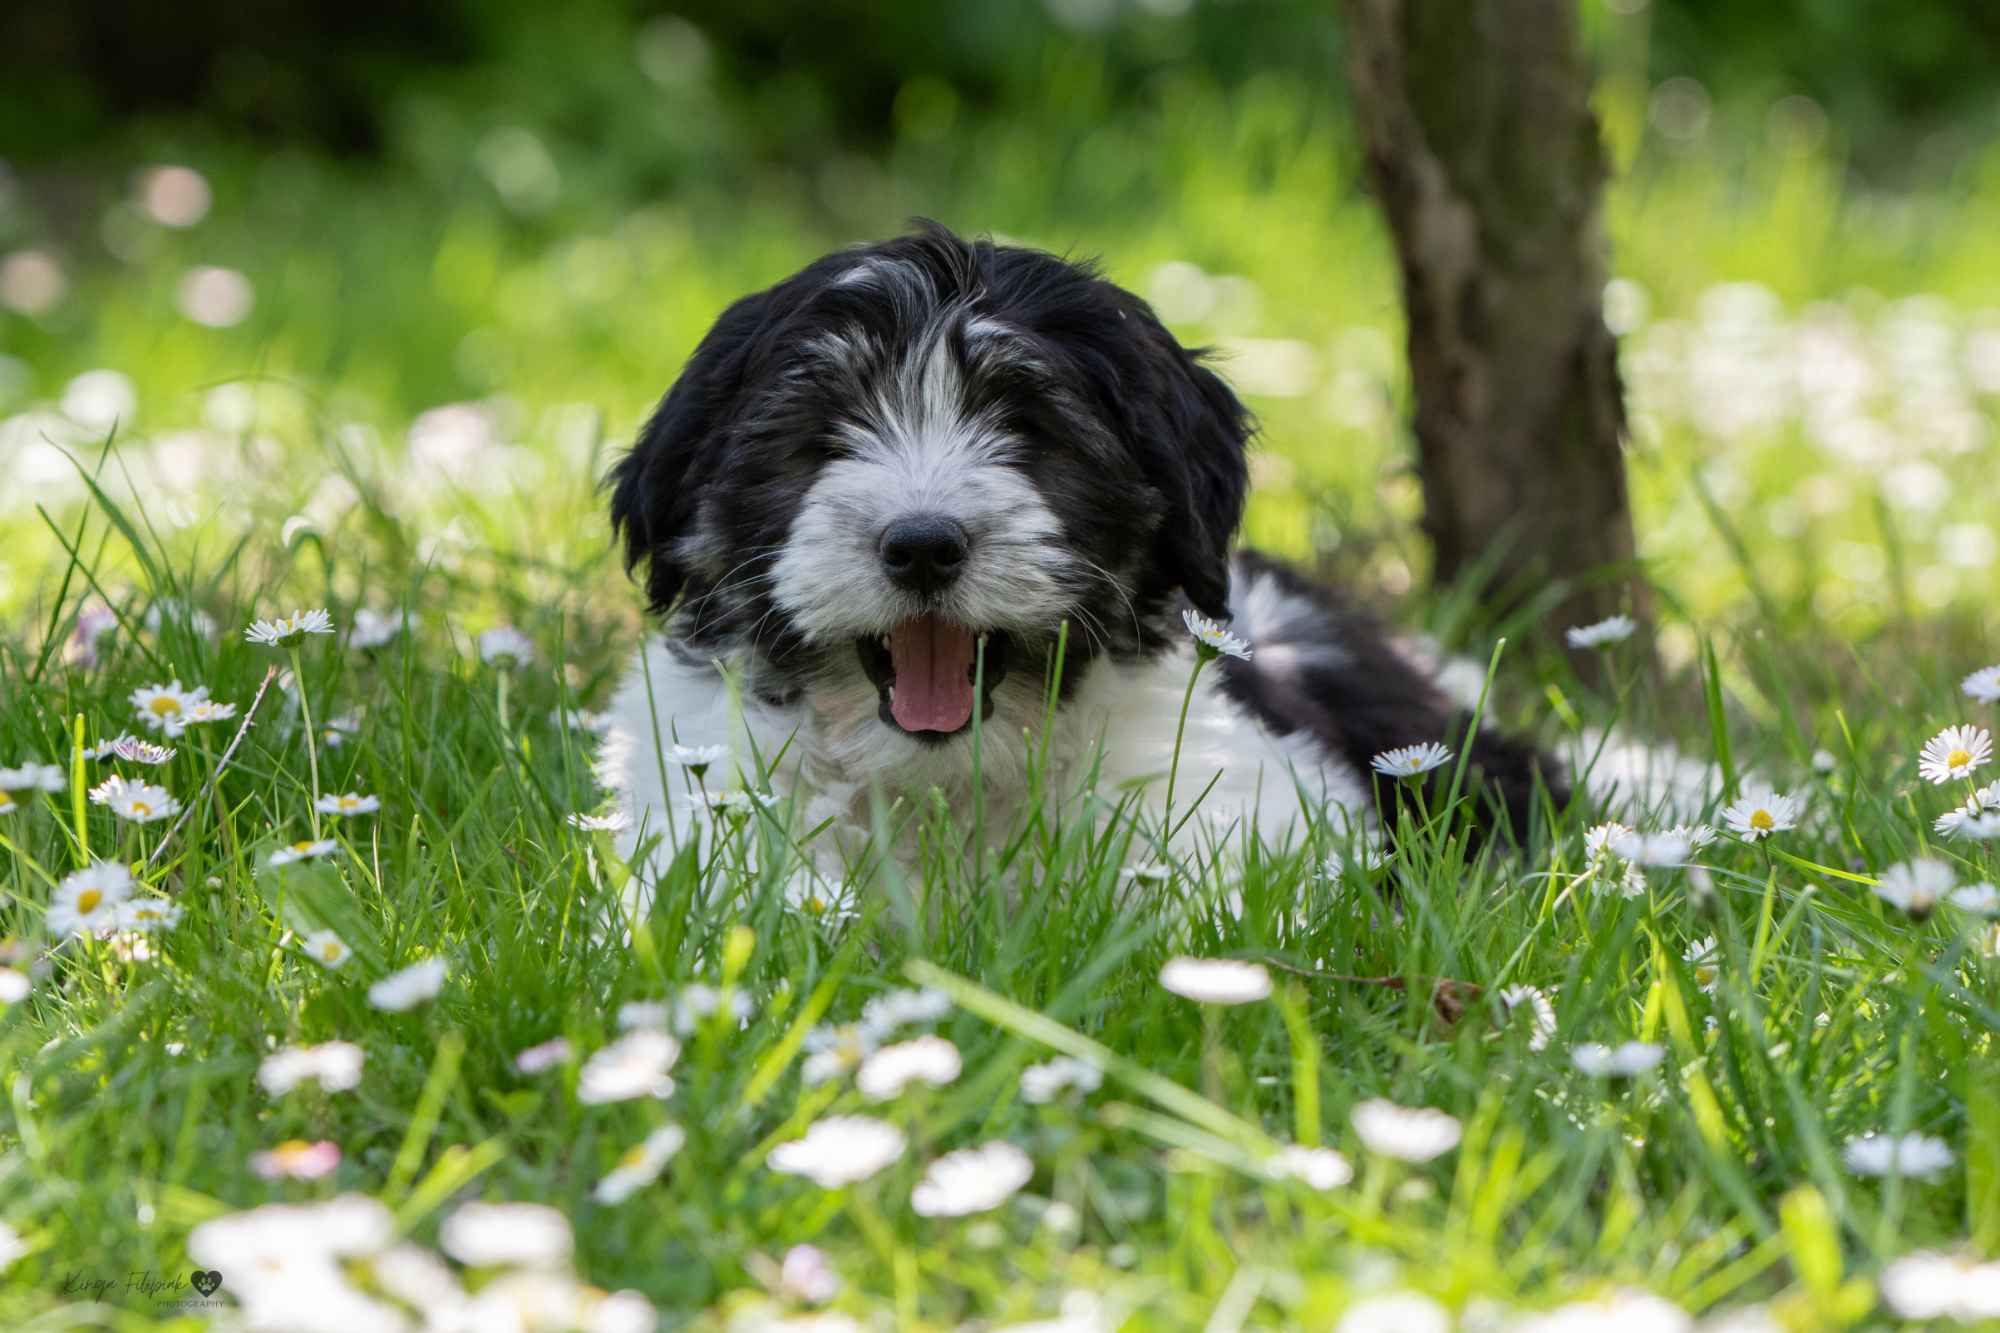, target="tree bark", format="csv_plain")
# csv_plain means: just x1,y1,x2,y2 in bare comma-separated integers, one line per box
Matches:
1342,0,1643,656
